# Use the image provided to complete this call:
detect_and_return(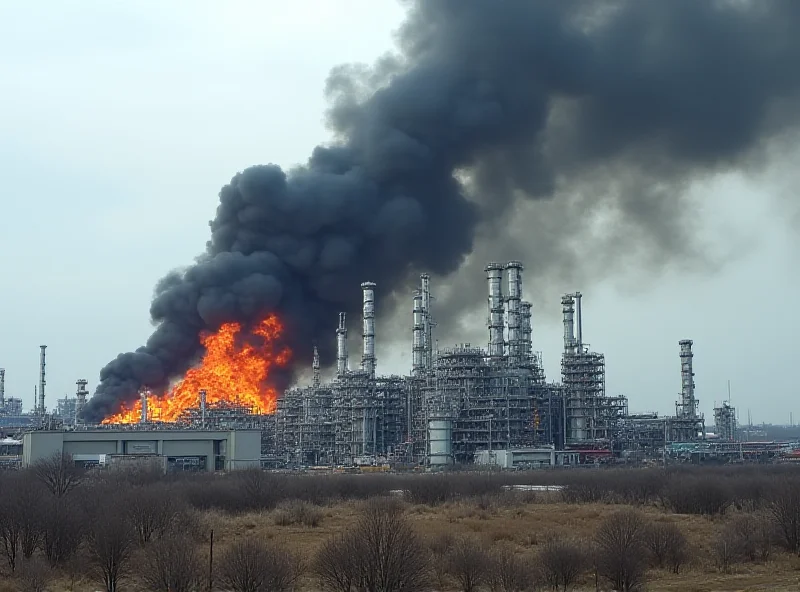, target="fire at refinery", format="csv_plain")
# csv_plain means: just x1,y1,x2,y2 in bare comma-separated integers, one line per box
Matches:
101,315,291,424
